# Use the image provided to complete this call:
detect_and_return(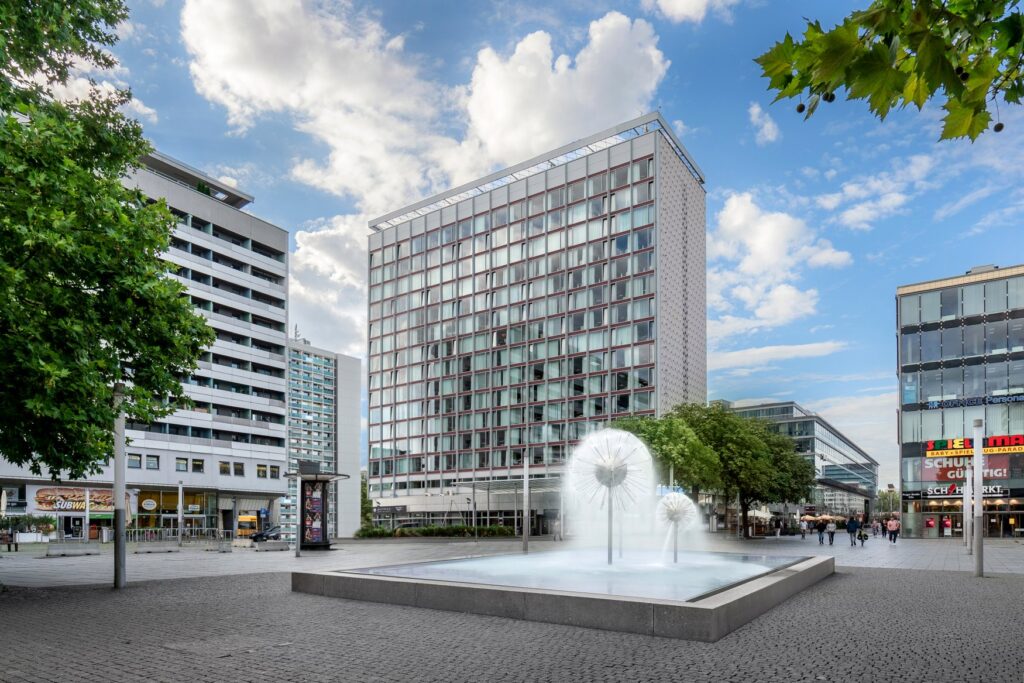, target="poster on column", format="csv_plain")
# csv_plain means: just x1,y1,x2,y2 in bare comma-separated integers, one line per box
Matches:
302,481,325,545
